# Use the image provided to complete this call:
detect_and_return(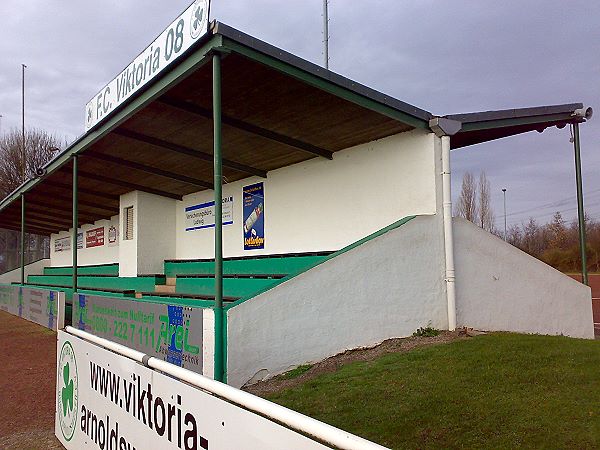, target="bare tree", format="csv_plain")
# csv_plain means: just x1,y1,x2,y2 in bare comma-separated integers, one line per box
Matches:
478,172,495,233
0,128,62,273
456,172,478,223
0,128,62,199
